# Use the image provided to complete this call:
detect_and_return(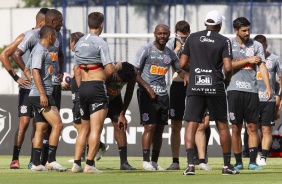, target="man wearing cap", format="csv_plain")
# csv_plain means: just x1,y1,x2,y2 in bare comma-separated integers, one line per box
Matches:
227,18,271,170
179,10,239,175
